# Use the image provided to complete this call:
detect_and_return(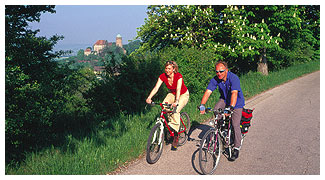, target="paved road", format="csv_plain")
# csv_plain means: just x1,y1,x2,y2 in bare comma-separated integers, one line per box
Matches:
118,71,320,175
